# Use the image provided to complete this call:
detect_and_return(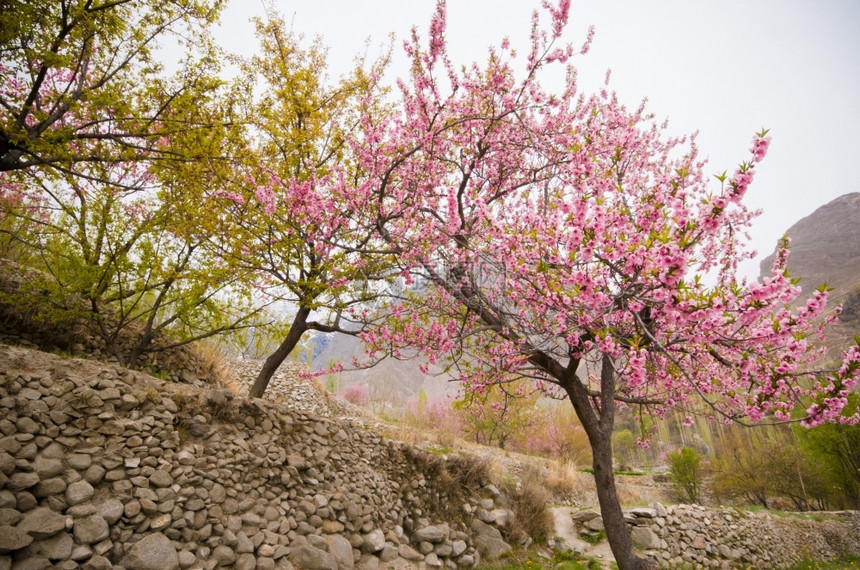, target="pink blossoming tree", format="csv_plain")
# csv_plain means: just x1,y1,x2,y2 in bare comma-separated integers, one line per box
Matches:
344,2,860,568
